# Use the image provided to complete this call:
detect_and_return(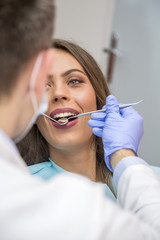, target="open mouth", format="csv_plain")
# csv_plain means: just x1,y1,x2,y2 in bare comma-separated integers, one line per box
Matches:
53,112,77,124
